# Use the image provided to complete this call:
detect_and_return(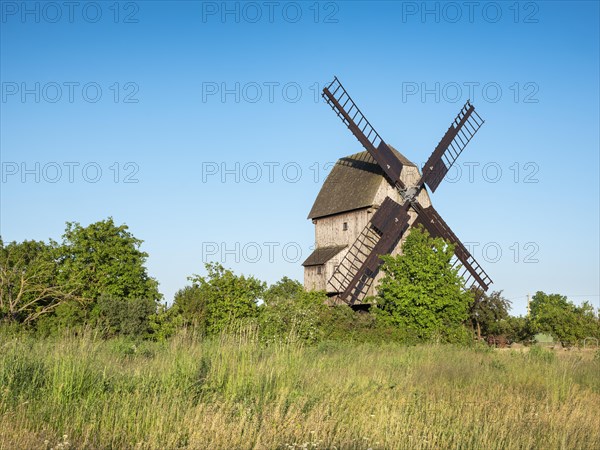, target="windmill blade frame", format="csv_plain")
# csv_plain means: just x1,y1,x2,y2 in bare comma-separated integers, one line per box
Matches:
420,101,485,193
328,198,411,305
413,203,493,292
322,77,406,189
